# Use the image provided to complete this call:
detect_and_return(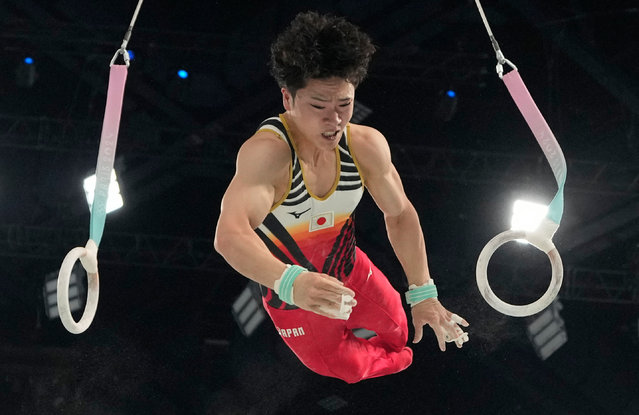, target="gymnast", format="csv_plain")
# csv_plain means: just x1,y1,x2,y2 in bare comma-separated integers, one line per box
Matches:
214,11,469,383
